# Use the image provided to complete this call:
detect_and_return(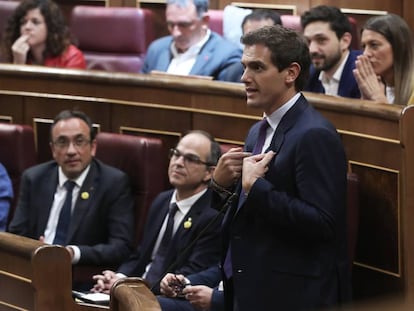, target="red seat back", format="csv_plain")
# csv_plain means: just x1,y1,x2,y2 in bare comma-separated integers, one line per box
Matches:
0,123,37,226
95,132,167,244
70,6,154,73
